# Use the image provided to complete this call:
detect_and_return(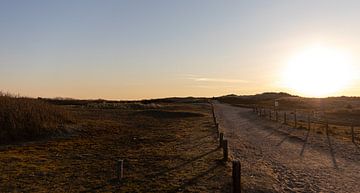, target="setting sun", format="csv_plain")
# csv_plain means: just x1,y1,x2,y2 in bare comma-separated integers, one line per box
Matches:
282,45,354,97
